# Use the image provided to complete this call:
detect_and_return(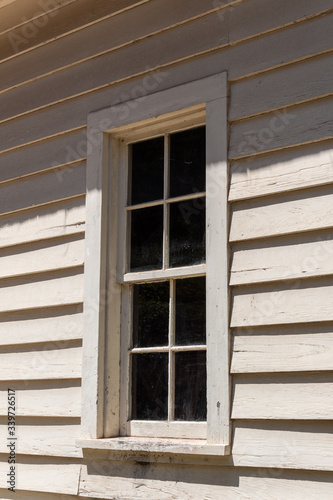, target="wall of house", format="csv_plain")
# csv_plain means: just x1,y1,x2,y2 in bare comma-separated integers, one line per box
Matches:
0,0,332,497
